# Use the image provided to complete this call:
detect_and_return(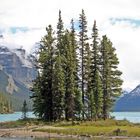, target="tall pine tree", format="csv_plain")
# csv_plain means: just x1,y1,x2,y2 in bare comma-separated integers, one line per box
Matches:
32,25,55,121
91,21,103,120
70,19,83,120
32,74,45,118
79,9,88,119
63,30,75,120
84,43,93,119
52,10,65,121
52,52,65,121
57,10,64,54
101,35,123,120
